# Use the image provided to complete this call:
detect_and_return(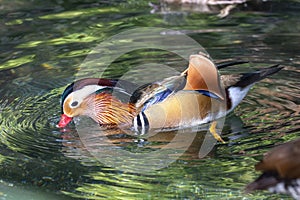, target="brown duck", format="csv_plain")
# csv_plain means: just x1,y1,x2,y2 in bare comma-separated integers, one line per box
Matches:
246,138,300,199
